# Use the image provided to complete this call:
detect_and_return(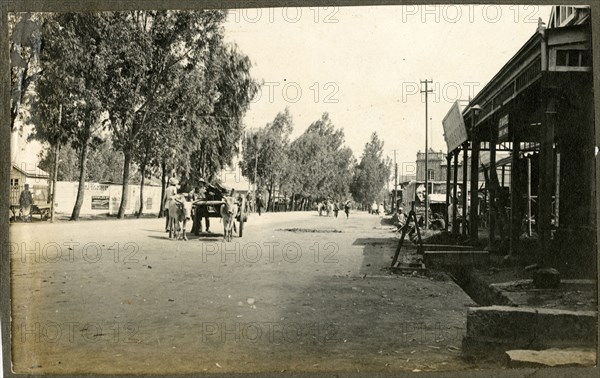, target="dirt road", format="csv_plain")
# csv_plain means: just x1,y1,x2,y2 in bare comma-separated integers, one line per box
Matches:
10,210,488,374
